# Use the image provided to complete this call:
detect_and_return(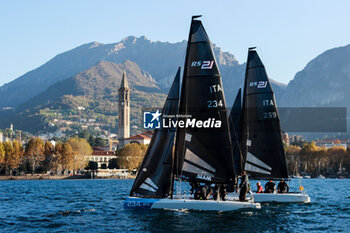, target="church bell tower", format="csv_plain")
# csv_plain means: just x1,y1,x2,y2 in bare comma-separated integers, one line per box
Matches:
118,70,130,140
